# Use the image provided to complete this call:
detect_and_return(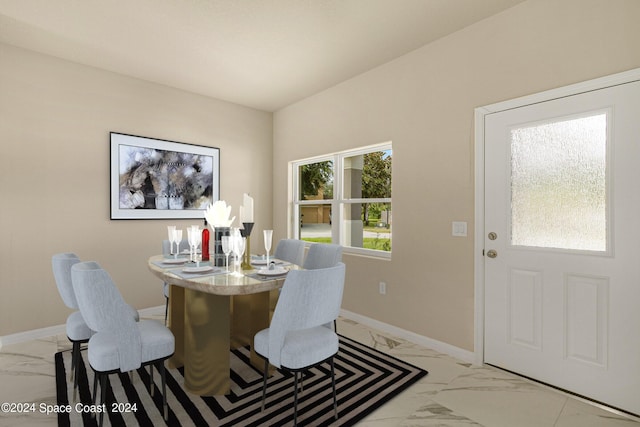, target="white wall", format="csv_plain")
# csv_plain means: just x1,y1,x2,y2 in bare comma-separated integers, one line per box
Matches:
0,43,273,335
273,0,640,351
